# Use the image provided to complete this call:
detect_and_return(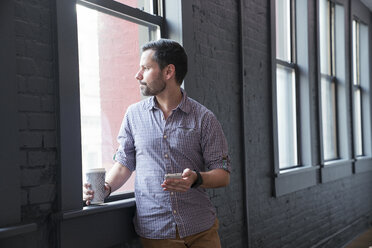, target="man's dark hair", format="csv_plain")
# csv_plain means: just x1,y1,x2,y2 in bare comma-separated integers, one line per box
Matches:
142,39,188,85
